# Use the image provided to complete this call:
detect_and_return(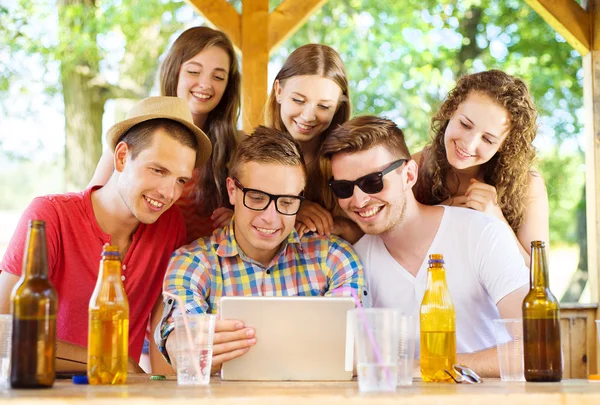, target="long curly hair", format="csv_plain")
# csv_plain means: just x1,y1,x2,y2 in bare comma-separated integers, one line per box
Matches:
264,44,350,211
160,26,241,215
414,70,538,233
